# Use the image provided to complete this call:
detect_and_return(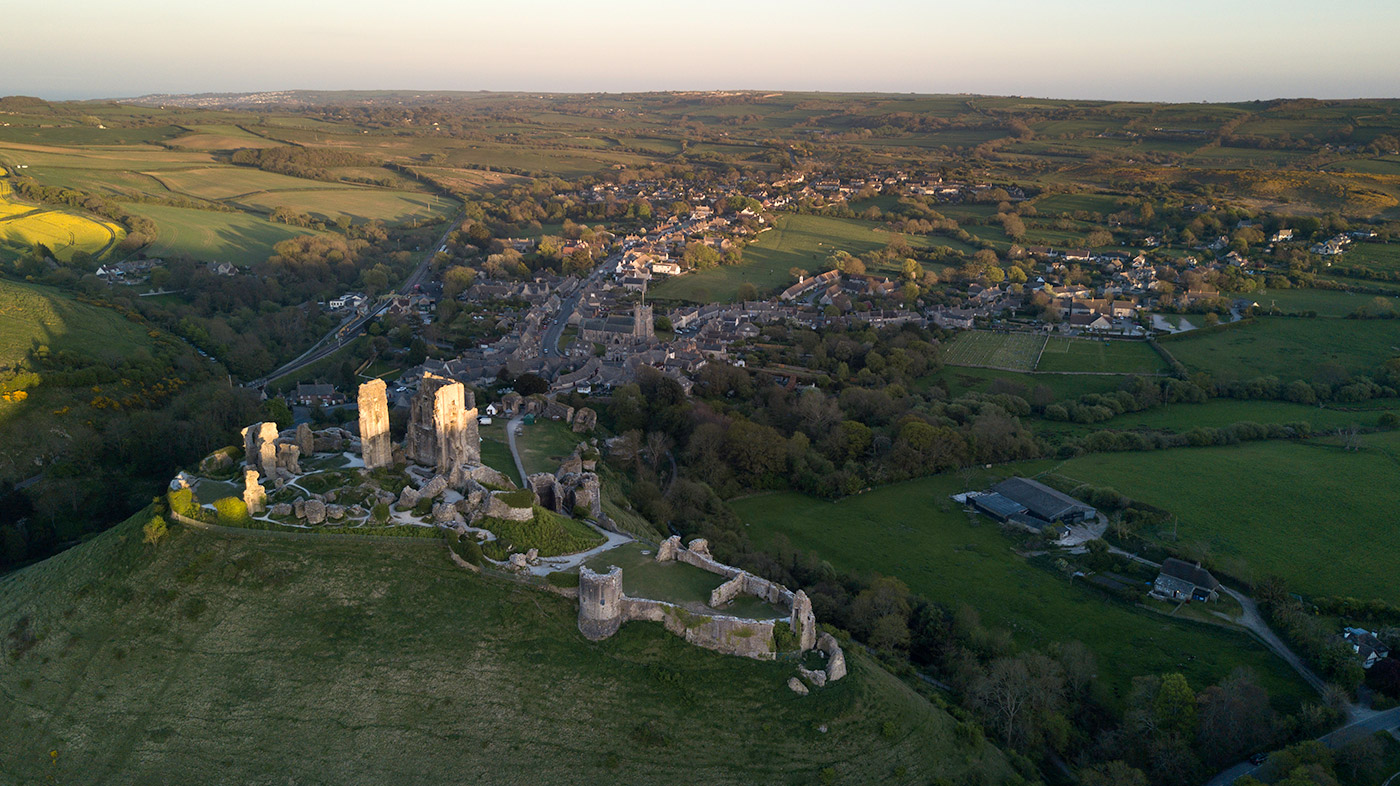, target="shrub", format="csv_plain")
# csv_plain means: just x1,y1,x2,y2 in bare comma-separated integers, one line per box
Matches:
572,504,591,519
143,515,168,545
771,621,798,652
371,503,390,524
212,497,252,527
167,488,199,519
450,534,484,566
